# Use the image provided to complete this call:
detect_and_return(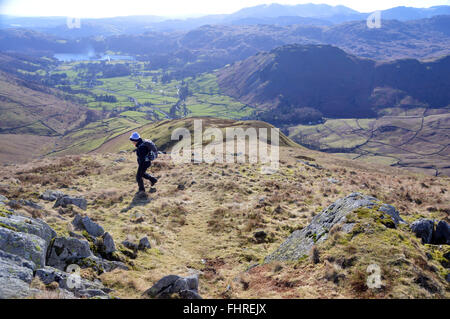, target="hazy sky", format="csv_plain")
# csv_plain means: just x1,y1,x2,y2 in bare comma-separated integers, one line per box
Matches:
1,0,449,18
